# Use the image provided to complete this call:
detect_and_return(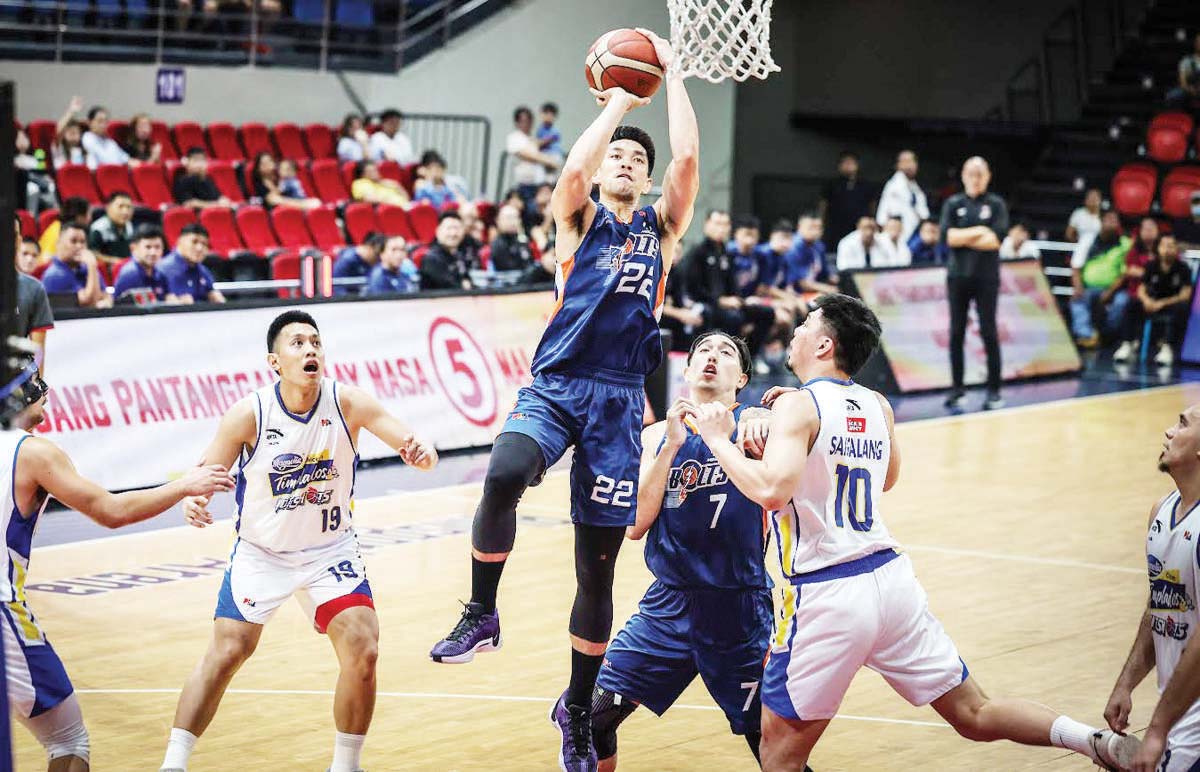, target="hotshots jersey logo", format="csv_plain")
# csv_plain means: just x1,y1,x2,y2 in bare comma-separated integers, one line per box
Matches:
269,450,339,511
